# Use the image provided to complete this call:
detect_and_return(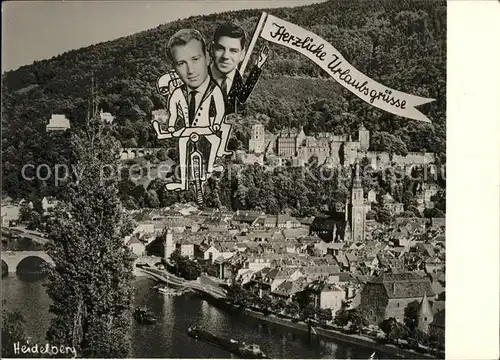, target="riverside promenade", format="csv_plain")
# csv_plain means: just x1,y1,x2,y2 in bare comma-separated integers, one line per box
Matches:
233,308,438,359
